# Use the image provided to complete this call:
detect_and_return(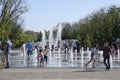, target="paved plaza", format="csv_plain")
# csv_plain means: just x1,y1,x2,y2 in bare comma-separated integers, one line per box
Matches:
0,50,120,80
0,67,120,80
